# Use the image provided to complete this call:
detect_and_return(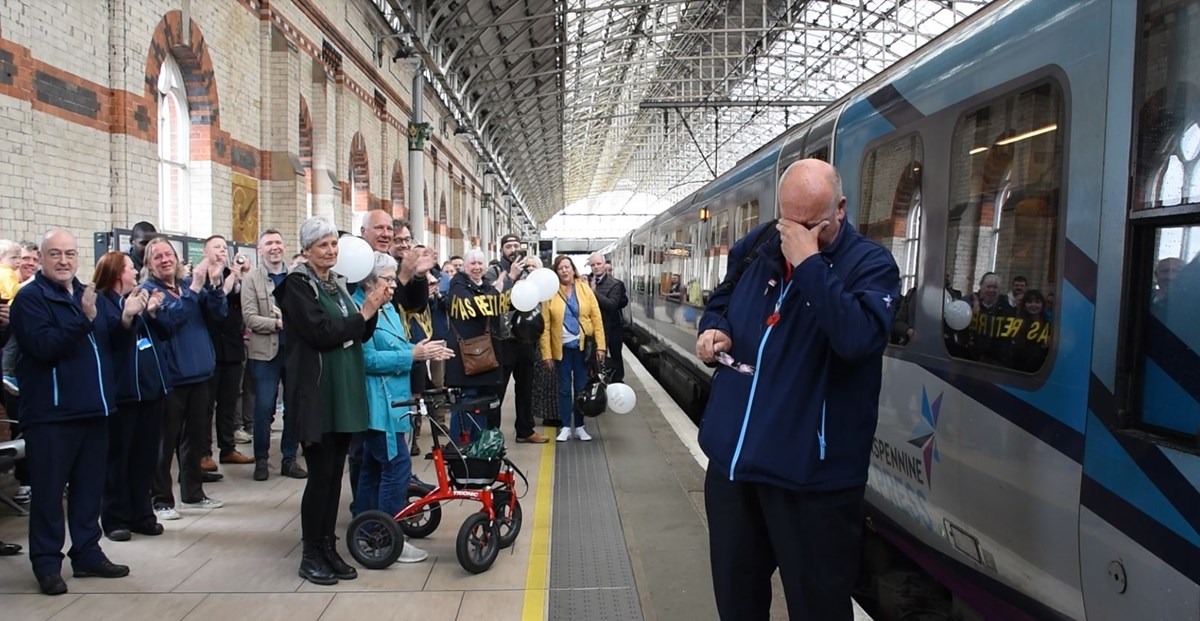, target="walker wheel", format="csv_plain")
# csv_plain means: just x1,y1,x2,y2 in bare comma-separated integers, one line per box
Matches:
456,512,500,574
400,482,442,539
493,490,523,549
346,510,403,570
